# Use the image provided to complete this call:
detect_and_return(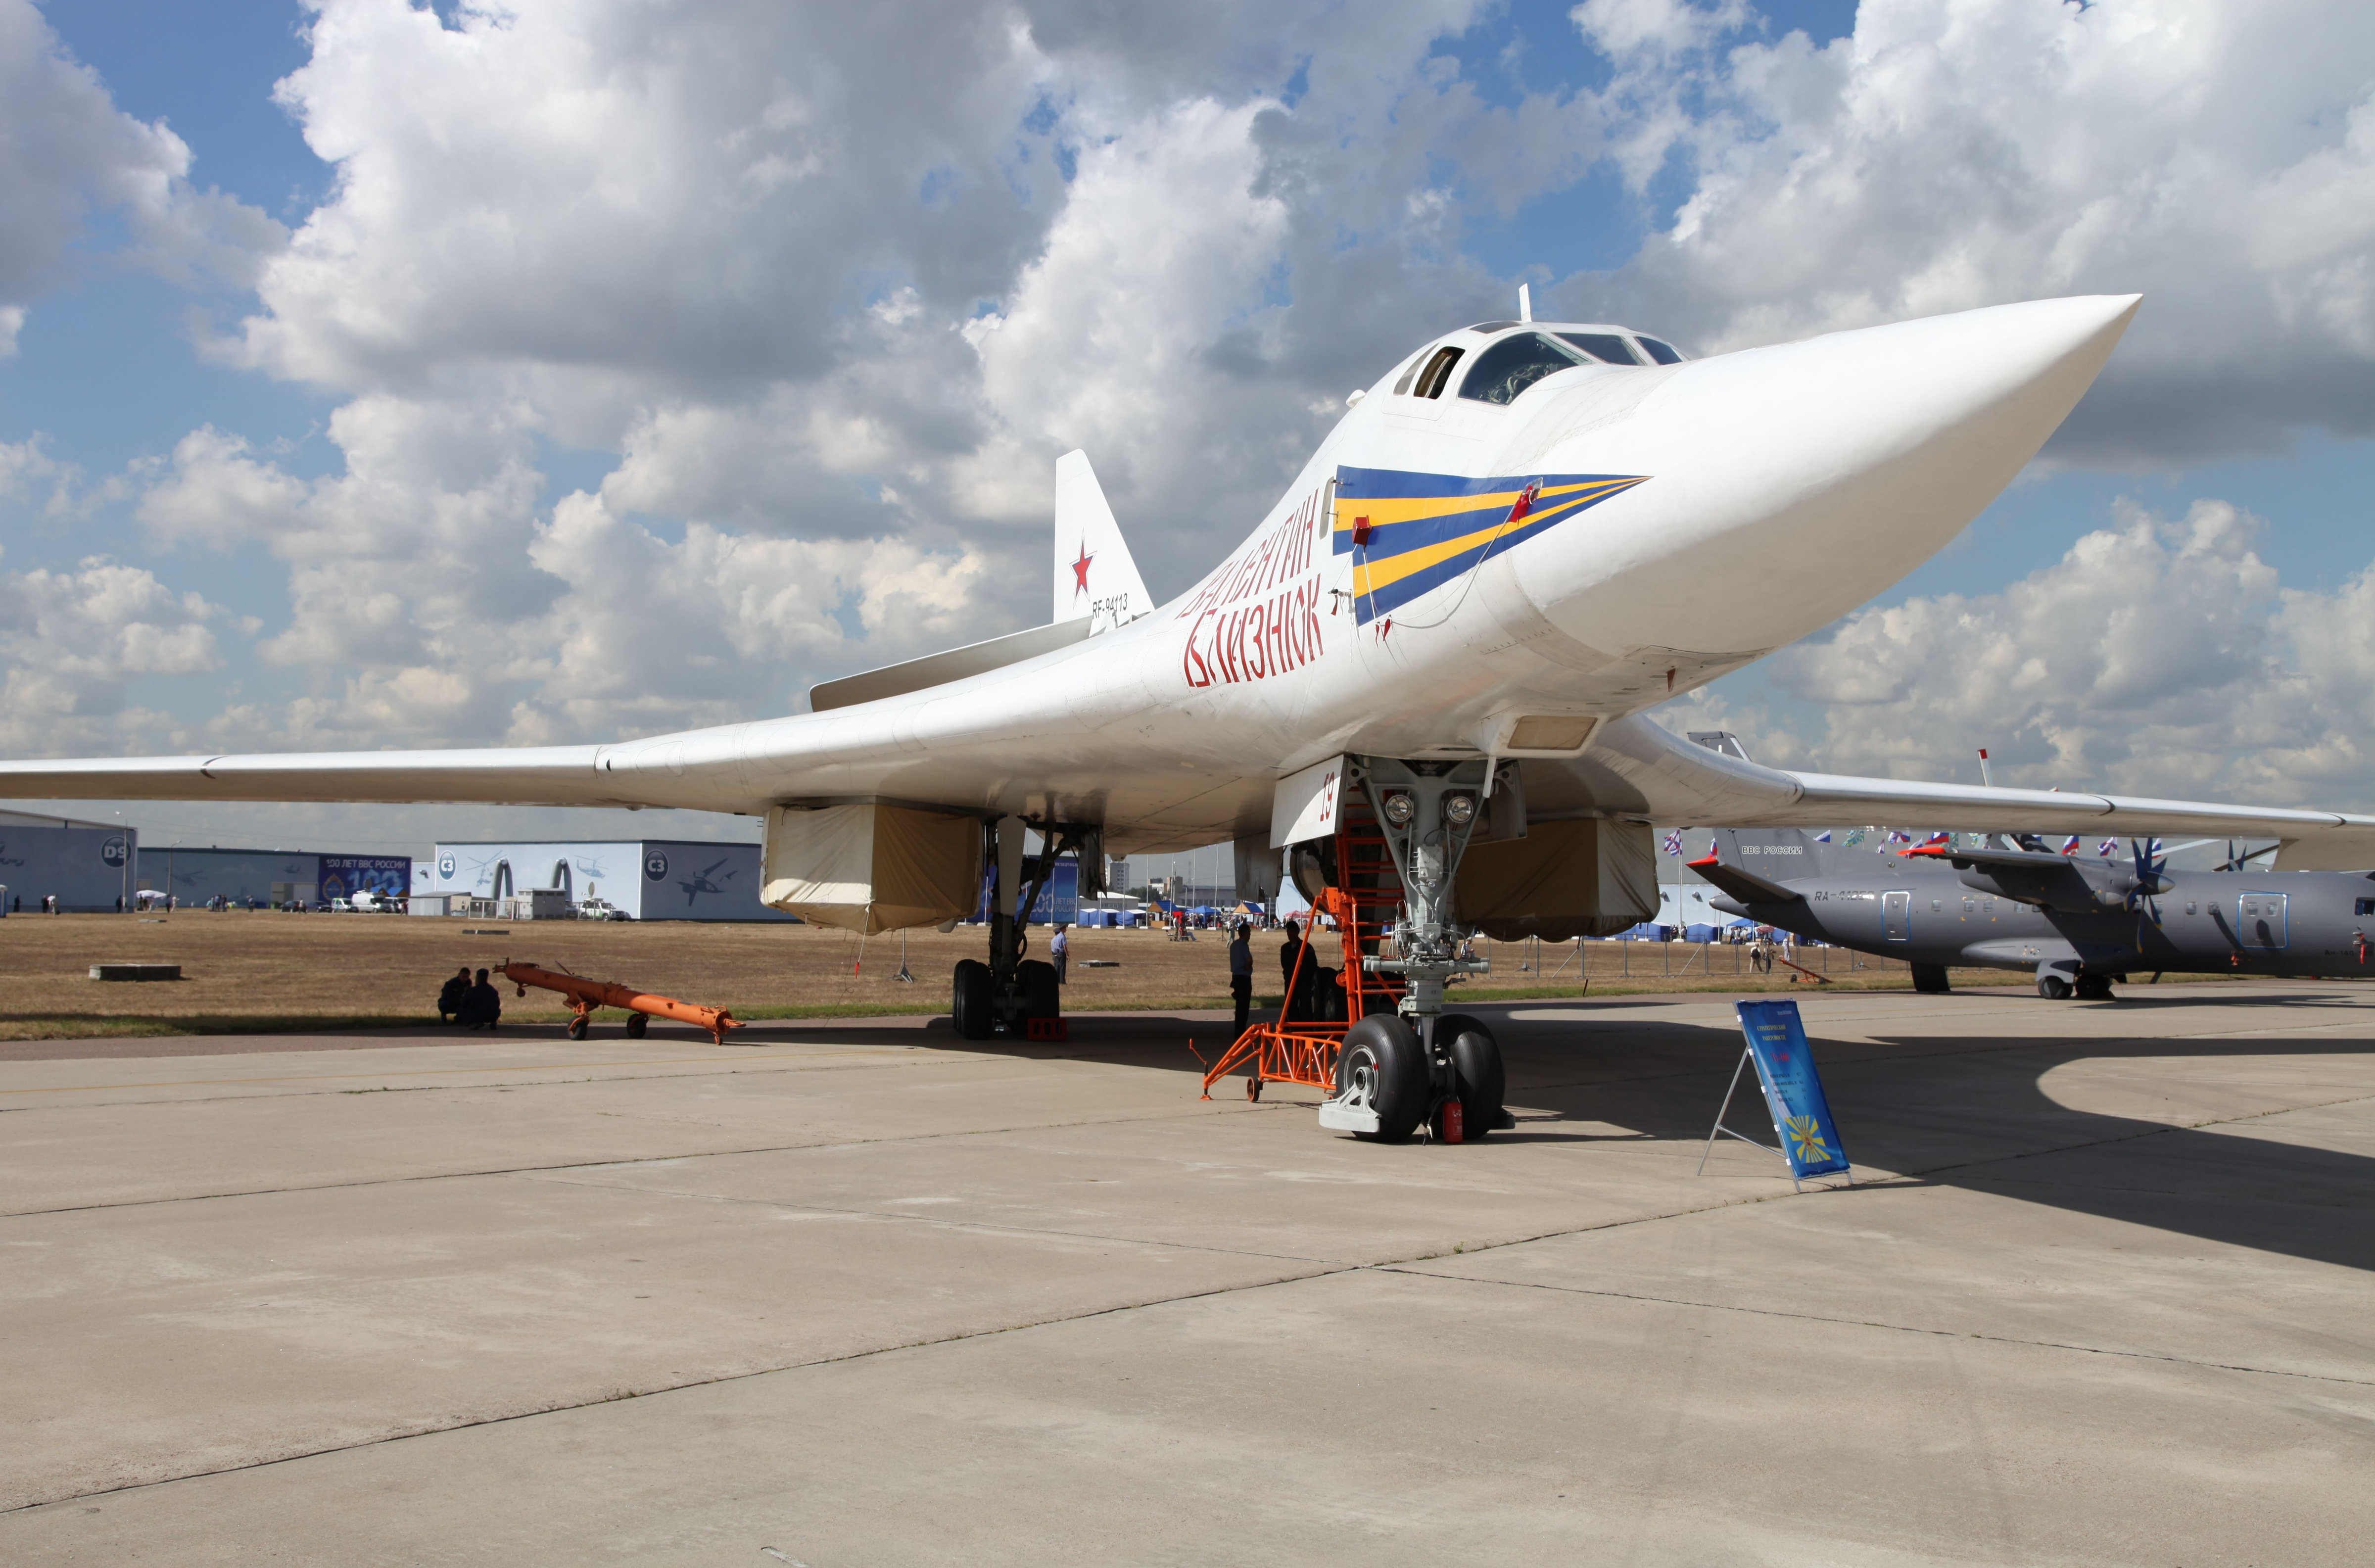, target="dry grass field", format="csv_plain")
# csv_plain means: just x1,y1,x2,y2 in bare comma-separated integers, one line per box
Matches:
0,909,2218,1041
